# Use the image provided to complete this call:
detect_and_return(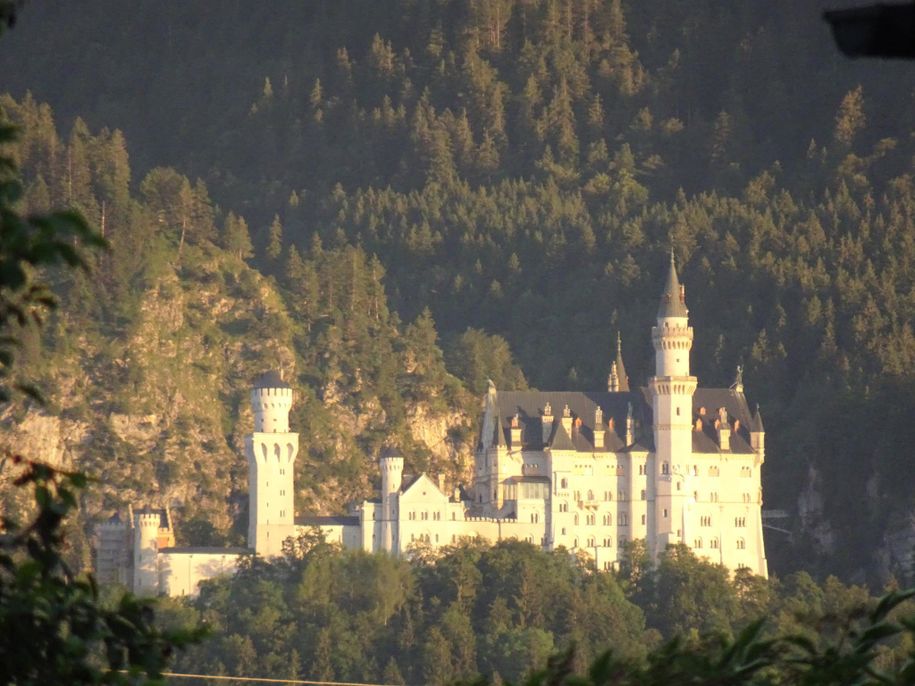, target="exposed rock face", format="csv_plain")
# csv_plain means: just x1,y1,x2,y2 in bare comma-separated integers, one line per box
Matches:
0,246,478,559
406,404,474,484
0,411,87,468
